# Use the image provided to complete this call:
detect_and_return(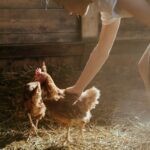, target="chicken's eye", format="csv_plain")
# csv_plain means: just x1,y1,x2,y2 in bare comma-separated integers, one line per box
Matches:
69,12,73,15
